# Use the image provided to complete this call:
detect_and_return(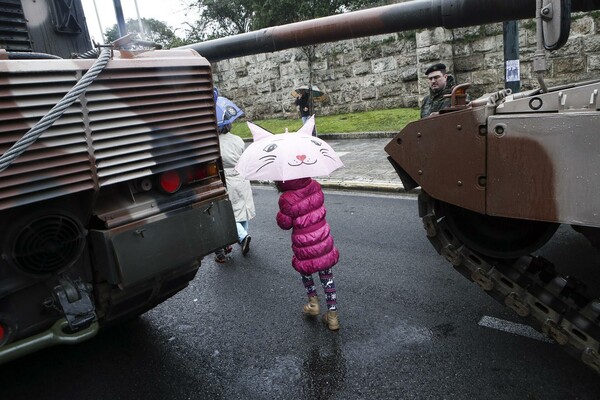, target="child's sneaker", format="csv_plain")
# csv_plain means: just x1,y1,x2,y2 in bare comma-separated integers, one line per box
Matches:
240,235,251,255
214,247,231,264
214,253,228,263
303,295,320,316
322,311,339,331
